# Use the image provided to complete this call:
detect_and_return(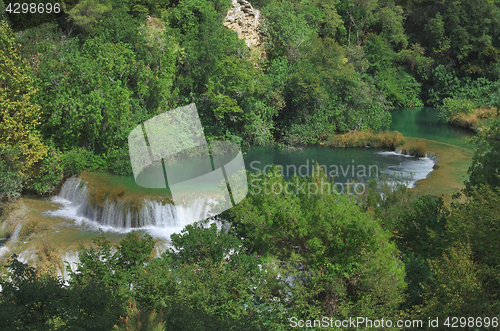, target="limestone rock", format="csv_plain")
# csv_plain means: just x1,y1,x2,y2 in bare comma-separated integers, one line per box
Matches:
224,0,263,49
